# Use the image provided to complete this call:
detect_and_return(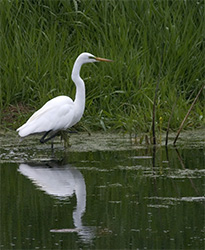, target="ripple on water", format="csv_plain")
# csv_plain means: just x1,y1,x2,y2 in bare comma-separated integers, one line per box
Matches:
145,196,205,208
